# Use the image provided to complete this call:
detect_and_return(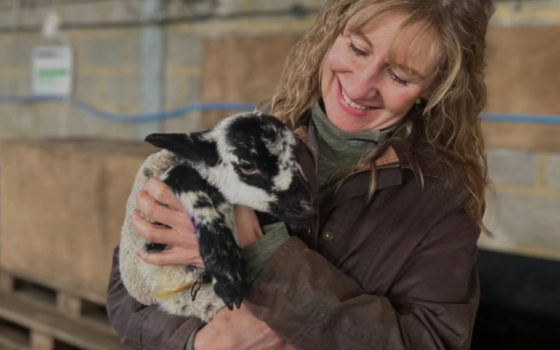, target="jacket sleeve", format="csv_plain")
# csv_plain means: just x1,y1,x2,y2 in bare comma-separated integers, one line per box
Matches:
244,208,480,350
106,246,205,350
